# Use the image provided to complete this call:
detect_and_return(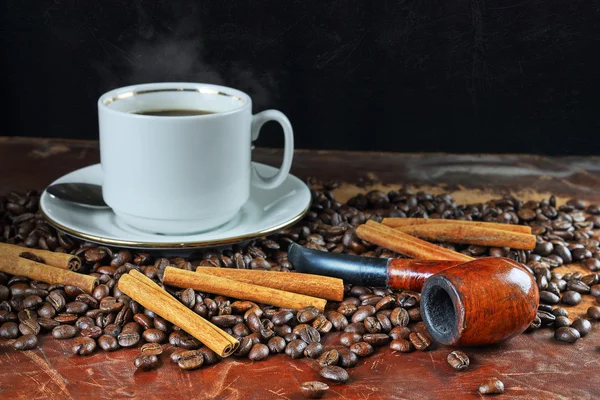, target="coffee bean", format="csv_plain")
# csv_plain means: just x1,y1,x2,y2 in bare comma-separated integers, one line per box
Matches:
363,316,381,333
170,349,187,364
0,321,19,339
319,366,349,384
304,342,324,359
351,305,375,323
177,349,205,370
350,341,374,357
248,343,269,361
344,322,366,335
312,316,333,334
447,350,469,371
81,325,103,339
561,291,582,306
13,334,38,350
272,310,294,326
72,337,96,355
337,348,358,368
92,284,110,301
318,349,340,367
76,316,95,331
98,334,119,351
478,378,505,395
142,328,166,343
551,307,569,318
555,326,580,343
266,336,286,354
567,280,590,294
37,303,56,319
297,306,320,323
285,339,308,359
299,326,321,343
362,333,390,346
540,291,560,305
587,306,600,320
570,319,592,337
554,316,571,328
48,291,66,311
390,307,410,327
22,295,43,310
340,332,362,347
409,332,431,351
389,326,411,340
591,284,600,298
52,324,78,339
118,332,140,348
135,354,159,371
300,381,329,399
19,318,40,335
390,339,413,353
